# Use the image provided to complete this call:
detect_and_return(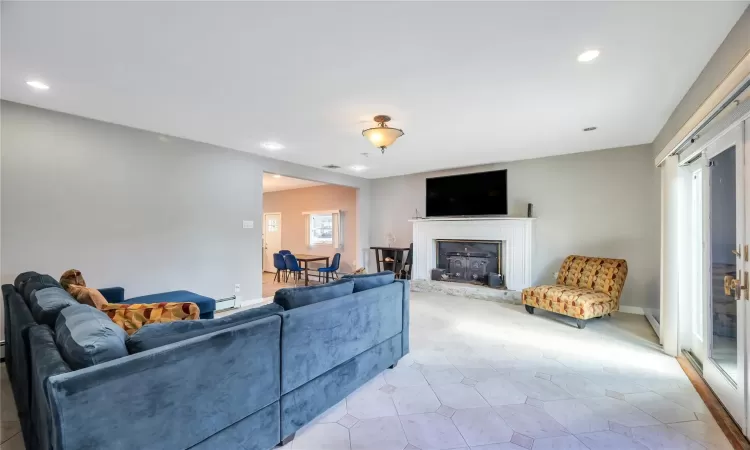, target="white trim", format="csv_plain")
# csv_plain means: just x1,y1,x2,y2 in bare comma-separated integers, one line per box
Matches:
645,311,661,338
679,98,750,165
301,209,341,215
238,297,266,308
655,53,750,166
618,305,645,315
